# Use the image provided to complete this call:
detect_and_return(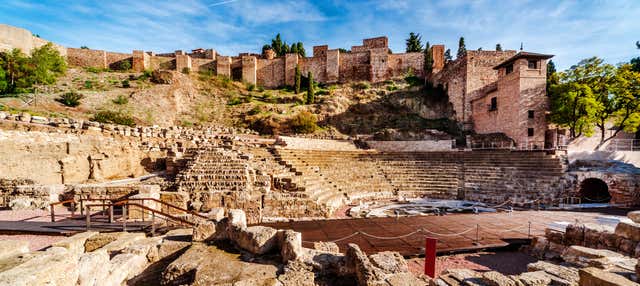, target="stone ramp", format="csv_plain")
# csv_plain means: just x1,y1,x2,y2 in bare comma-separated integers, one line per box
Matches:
261,210,620,256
